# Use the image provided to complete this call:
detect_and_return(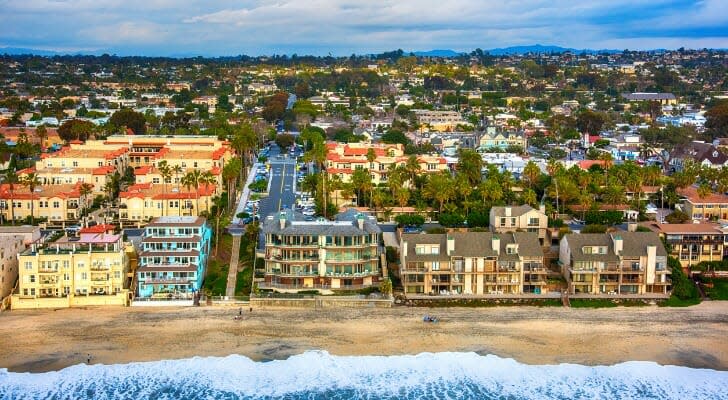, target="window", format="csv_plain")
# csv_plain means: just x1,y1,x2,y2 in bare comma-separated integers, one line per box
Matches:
528,217,539,226
53,201,60,208
81,273,87,280
114,271,121,279
29,275,35,283
431,261,440,271
153,177,160,184
500,217,507,226
24,262,33,270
